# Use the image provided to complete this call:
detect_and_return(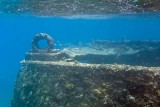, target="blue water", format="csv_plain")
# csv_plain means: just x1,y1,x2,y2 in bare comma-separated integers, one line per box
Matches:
0,13,160,107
